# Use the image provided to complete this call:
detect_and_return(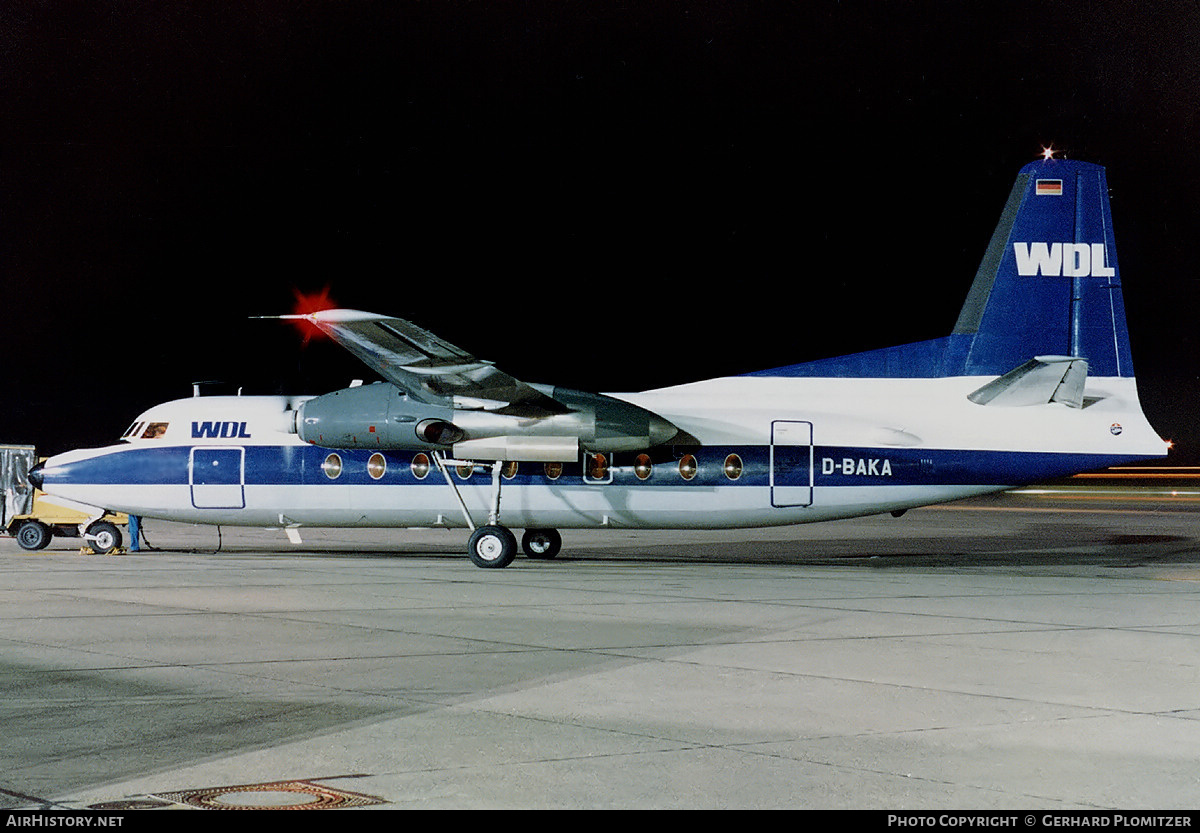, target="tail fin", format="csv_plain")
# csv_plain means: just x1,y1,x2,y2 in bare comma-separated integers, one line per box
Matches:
750,158,1134,379
947,158,1132,377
